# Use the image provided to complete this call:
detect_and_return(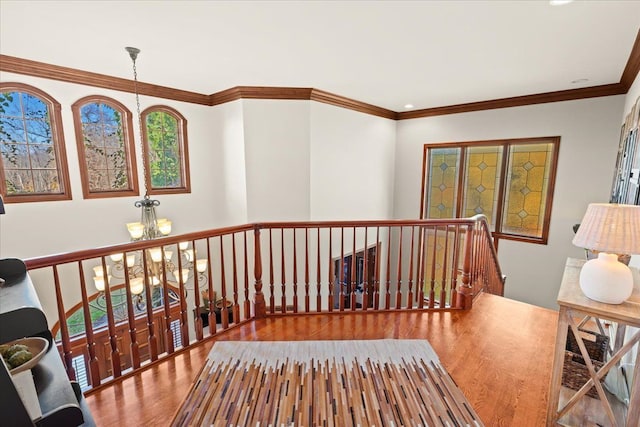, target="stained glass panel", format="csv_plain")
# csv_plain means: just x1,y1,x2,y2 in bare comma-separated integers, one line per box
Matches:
462,145,503,228
425,147,460,219
501,142,554,238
